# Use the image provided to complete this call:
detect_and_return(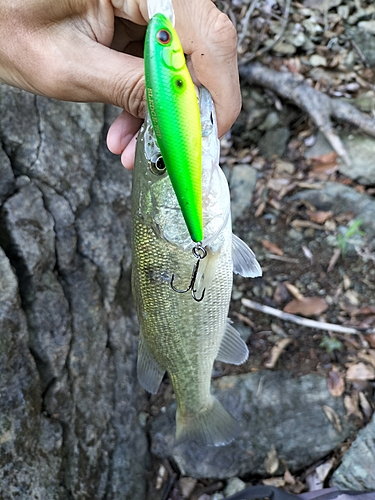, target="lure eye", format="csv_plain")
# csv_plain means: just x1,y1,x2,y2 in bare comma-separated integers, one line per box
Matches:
157,29,171,44
149,154,166,175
